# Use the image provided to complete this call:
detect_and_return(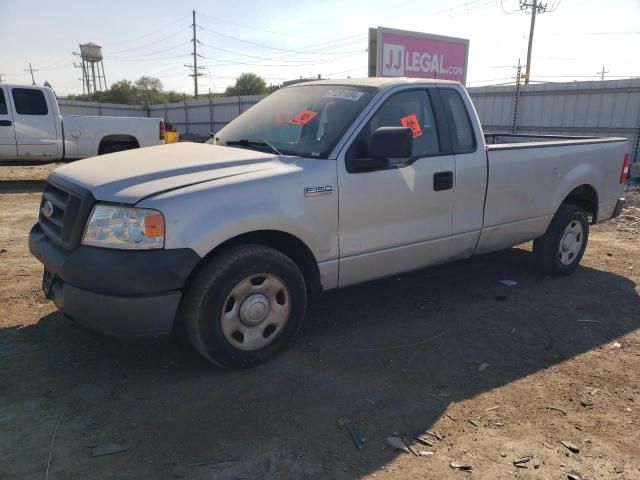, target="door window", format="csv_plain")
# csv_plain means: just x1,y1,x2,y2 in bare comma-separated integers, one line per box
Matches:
440,89,476,153
347,90,441,165
0,89,7,115
12,88,48,115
